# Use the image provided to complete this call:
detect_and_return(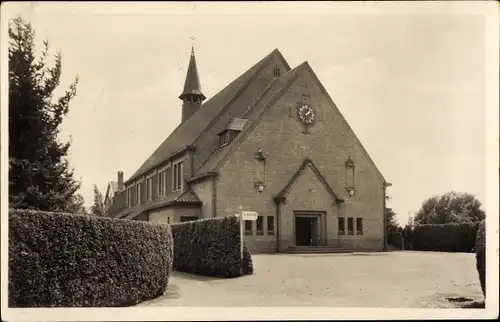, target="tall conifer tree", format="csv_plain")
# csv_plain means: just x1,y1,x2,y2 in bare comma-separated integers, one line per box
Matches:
9,16,85,213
